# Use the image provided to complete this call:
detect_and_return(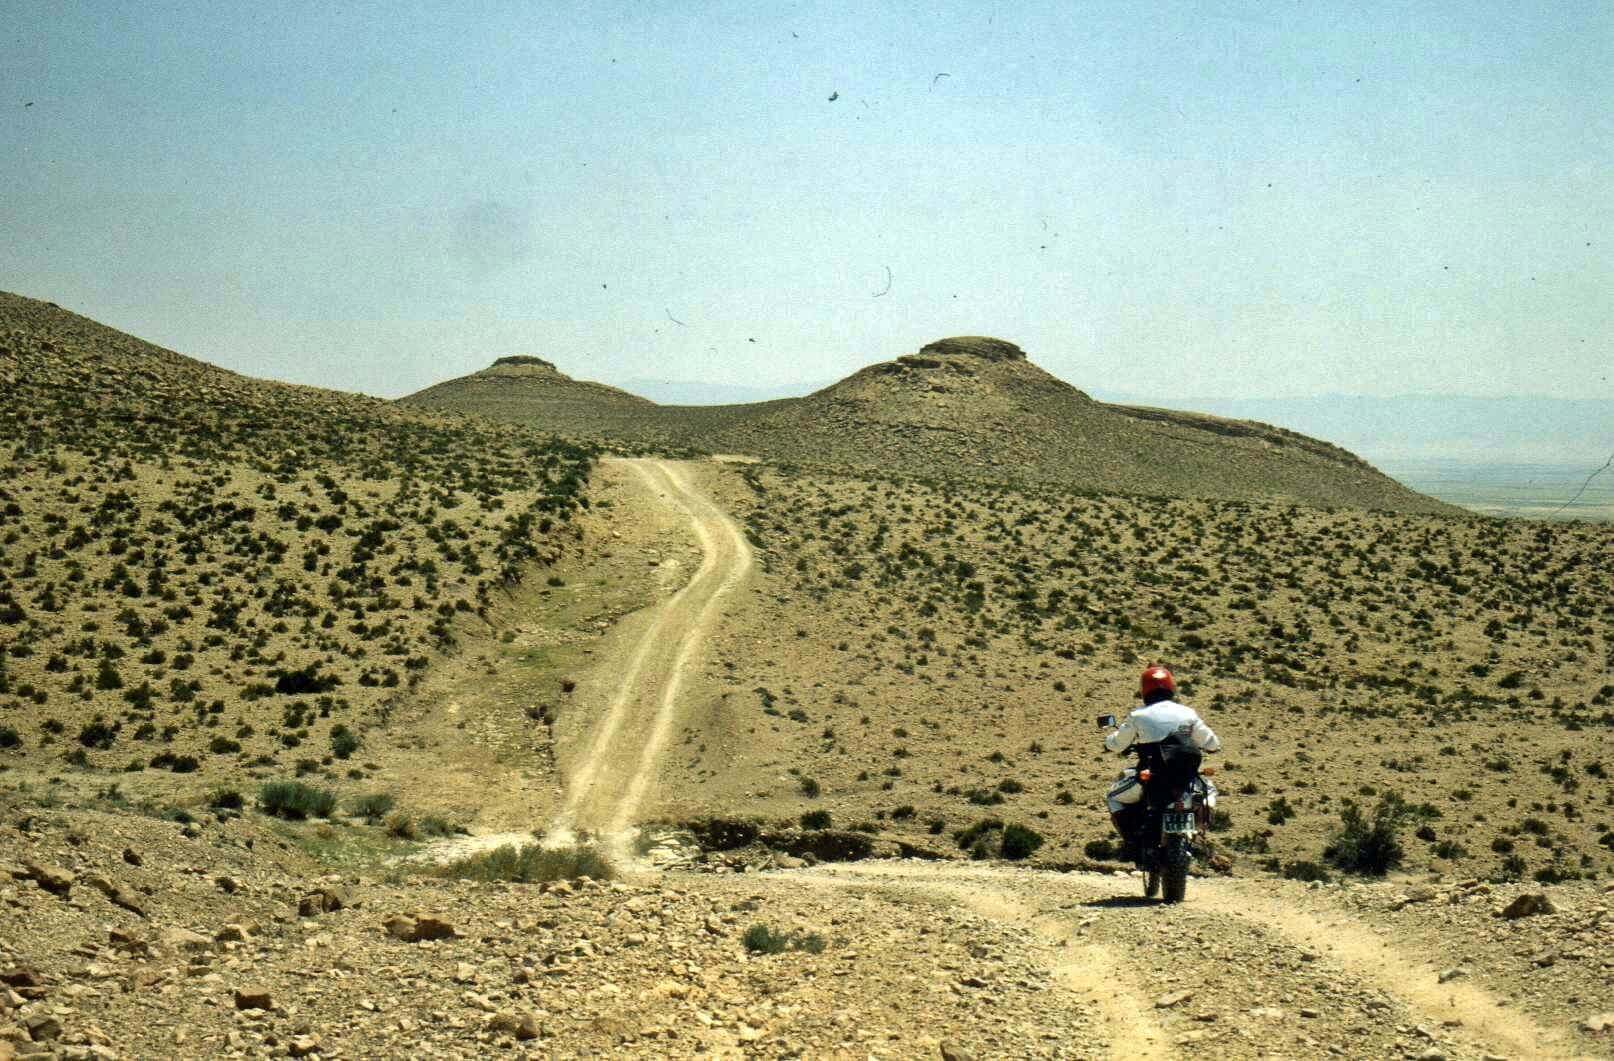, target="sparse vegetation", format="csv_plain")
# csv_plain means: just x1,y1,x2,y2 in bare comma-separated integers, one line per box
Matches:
437,843,611,883
800,809,832,830
741,922,826,955
350,792,396,822
207,787,244,810
1323,798,1407,876
258,780,337,820
0,292,595,795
